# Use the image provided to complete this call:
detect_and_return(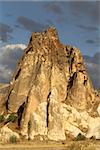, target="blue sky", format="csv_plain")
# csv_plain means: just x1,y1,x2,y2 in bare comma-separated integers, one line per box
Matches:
0,1,100,88
0,1,100,55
